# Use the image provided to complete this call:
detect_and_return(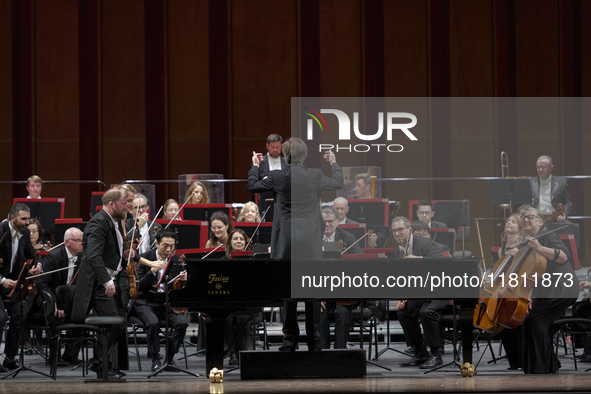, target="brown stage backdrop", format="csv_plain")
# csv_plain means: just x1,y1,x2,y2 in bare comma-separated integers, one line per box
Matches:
0,0,589,263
